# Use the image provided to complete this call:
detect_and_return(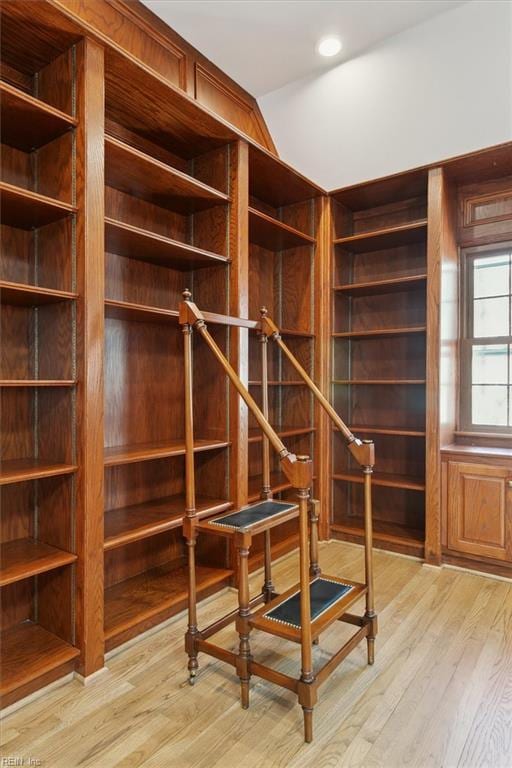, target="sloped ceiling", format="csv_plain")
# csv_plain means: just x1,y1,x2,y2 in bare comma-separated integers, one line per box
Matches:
142,0,466,97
